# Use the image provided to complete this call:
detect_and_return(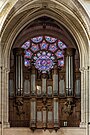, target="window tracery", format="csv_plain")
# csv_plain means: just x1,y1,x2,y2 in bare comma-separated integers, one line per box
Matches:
22,36,67,73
